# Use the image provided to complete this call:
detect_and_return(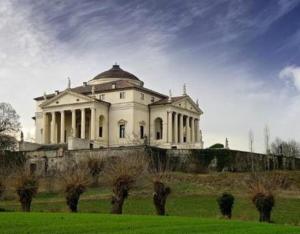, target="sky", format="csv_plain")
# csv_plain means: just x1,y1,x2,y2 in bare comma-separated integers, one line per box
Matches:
1,0,300,152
